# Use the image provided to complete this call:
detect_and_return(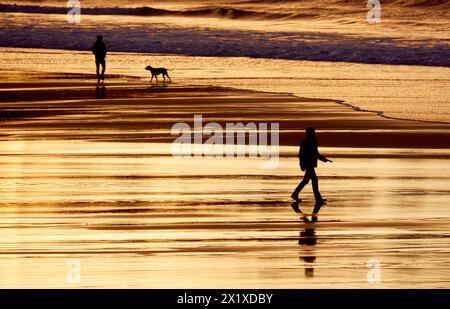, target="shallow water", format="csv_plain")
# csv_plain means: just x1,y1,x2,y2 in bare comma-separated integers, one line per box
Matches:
0,139,450,288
